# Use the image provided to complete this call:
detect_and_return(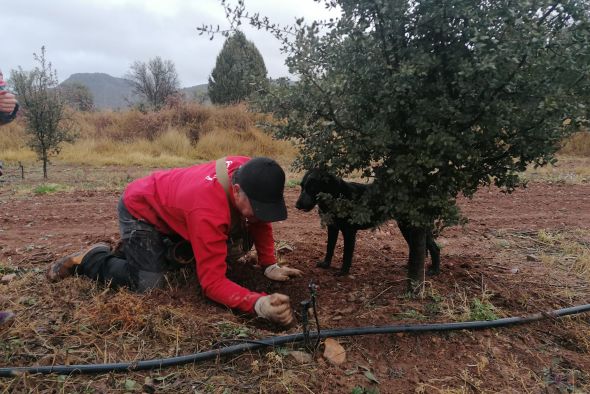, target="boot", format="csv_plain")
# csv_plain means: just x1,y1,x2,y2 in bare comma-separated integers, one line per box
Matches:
46,243,111,282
